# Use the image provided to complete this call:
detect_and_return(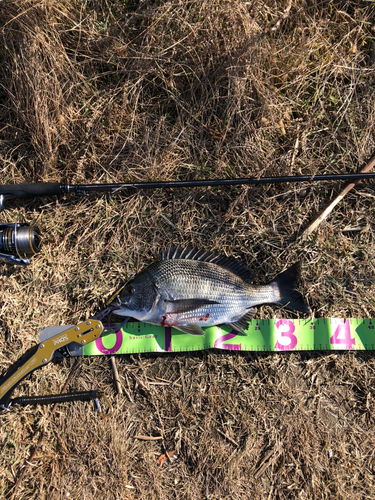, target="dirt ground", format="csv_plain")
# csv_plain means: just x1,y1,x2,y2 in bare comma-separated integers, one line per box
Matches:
1,0,375,498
